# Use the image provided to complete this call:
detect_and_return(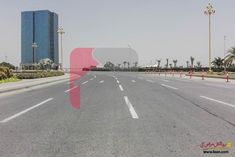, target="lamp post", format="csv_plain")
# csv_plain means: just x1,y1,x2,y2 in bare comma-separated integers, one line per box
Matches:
58,26,65,70
204,2,215,73
128,44,132,71
32,42,38,69
223,35,227,72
